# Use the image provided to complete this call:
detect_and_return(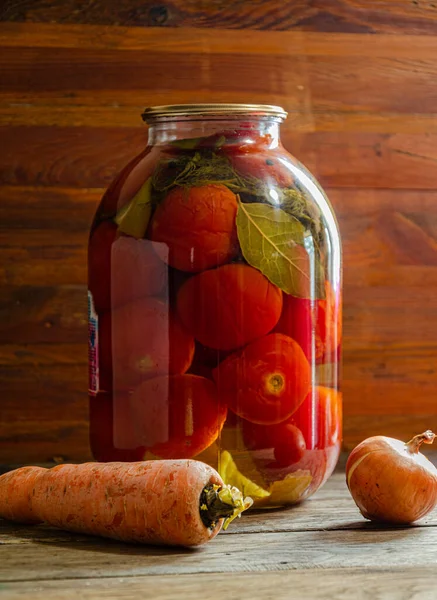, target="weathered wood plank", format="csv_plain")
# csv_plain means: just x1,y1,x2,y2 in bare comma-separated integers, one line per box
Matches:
2,45,437,116
315,112,437,135
0,127,146,188
306,54,437,114
0,437,90,466
0,344,87,366
4,102,437,134
343,351,437,416
0,230,88,286
1,1,437,34
3,24,437,60
0,364,87,406
0,186,101,230
342,287,437,348
4,128,437,189
0,422,90,466
0,285,87,345
0,363,89,463
344,415,437,450
2,569,437,600
0,91,304,130
0,48,306,102
1,524,437,580
289,132,437,189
